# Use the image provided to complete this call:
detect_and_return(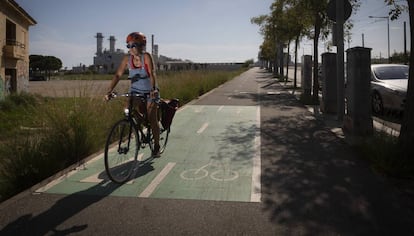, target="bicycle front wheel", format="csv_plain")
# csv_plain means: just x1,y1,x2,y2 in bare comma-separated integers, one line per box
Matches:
104,119,139,184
